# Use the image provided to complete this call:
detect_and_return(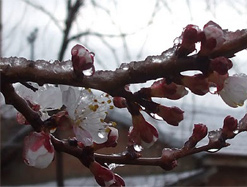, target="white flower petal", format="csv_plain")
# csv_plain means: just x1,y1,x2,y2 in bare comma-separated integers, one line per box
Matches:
219,74,247,107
